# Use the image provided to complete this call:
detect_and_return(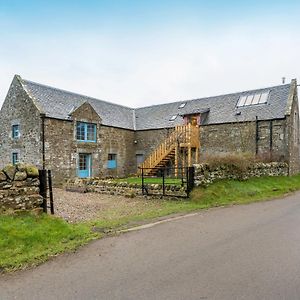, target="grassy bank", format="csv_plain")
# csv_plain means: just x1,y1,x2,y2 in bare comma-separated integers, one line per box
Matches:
0,213,95,272
2,174,300,272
